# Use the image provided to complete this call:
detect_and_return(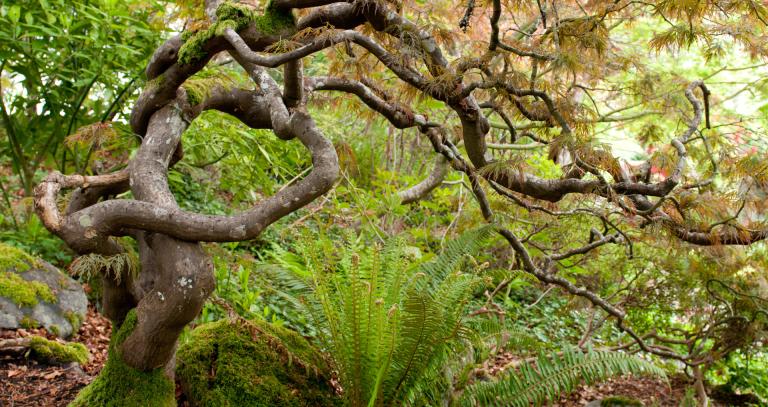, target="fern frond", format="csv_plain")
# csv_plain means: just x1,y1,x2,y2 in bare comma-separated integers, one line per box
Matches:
459,348,666,407
416,225,495,291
